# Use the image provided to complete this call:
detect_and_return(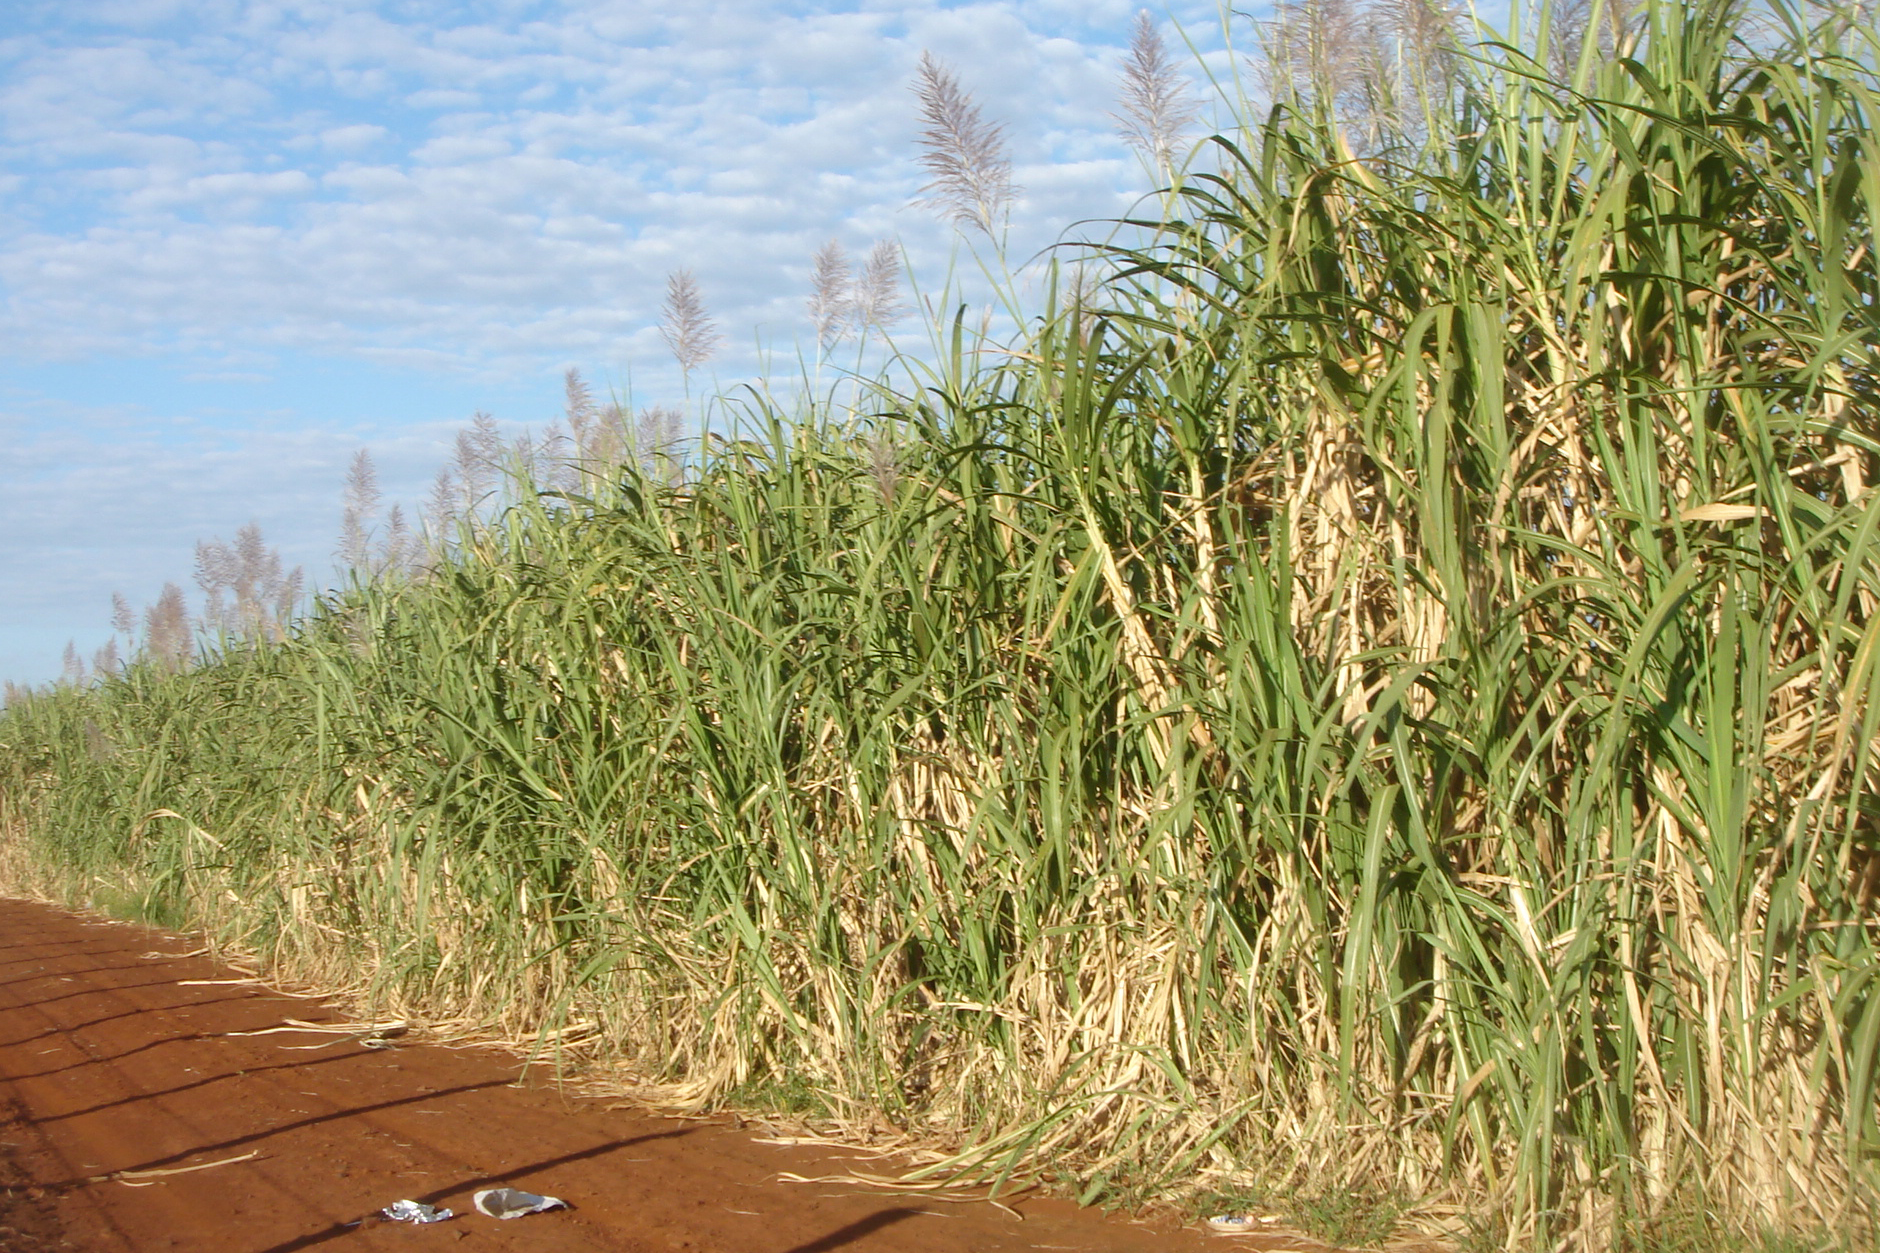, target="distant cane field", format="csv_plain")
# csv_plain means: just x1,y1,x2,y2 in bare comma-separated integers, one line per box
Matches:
2,1,1877,1247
